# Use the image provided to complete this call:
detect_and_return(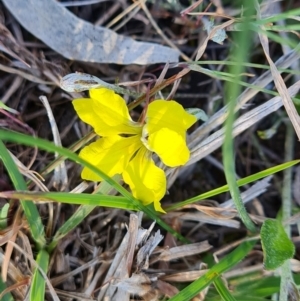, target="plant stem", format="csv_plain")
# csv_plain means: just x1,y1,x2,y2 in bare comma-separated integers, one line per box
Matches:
222,3,257,233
